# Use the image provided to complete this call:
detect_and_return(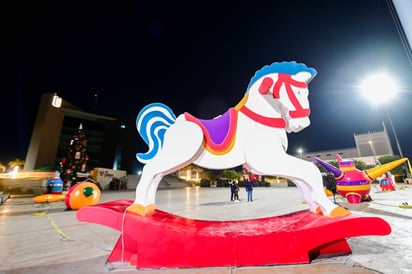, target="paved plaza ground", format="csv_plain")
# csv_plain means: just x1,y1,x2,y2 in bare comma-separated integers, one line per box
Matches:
2,183,412,273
